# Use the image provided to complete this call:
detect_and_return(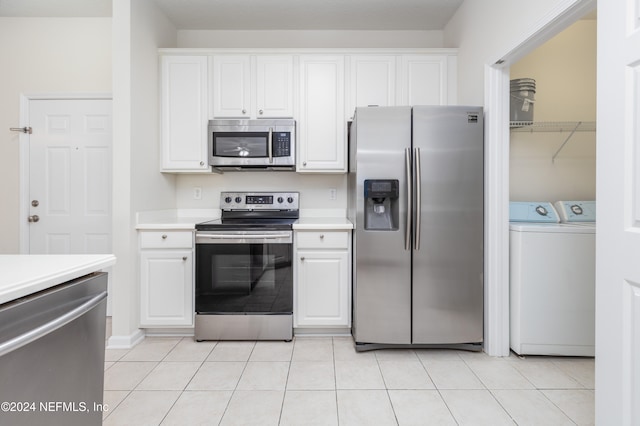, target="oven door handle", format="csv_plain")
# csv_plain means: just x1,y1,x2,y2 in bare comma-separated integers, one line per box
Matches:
196,233,291,239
